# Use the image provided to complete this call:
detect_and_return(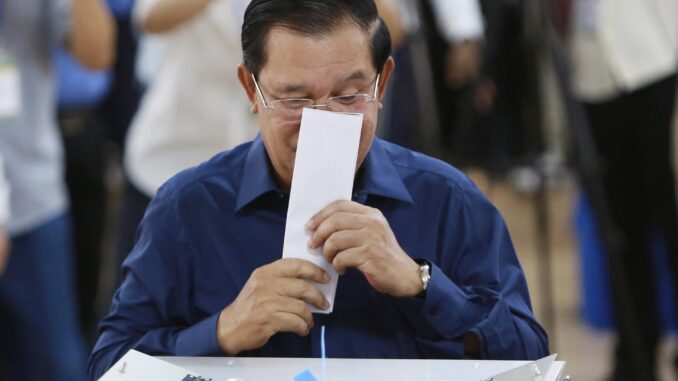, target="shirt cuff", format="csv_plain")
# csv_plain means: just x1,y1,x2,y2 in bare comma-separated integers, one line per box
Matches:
420,264,479,338
469,299,517,358
175,313,223,356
